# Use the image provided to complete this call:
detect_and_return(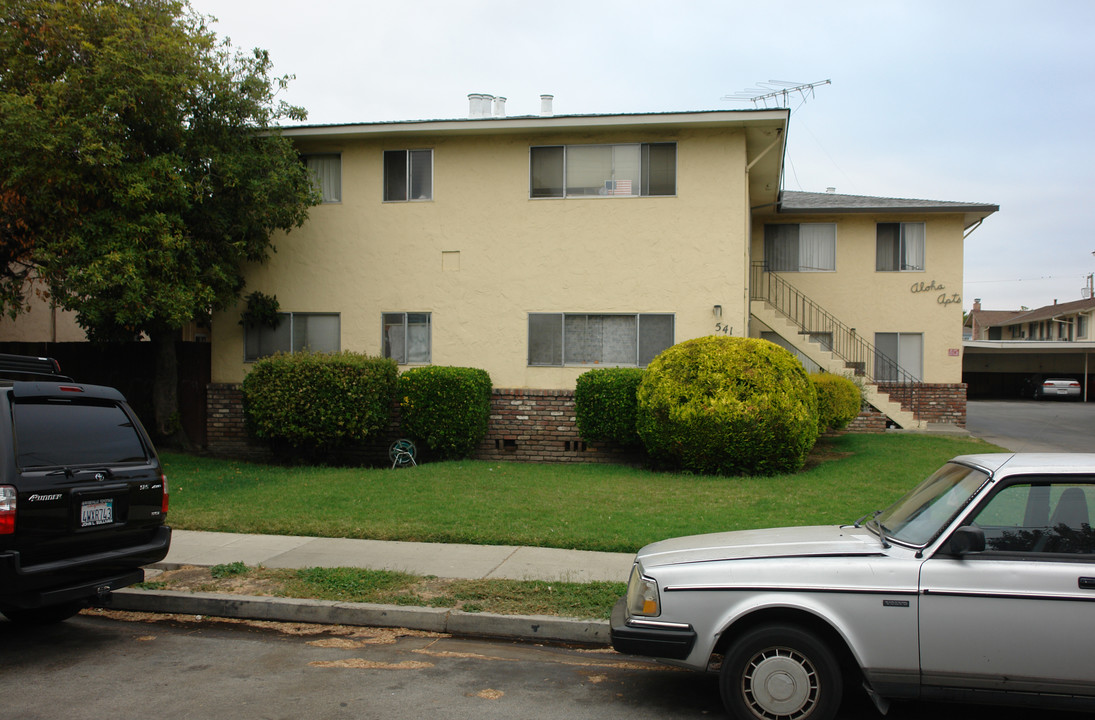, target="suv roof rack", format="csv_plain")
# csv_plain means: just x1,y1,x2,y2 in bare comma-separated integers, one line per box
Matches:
0,353,72,381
